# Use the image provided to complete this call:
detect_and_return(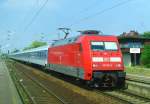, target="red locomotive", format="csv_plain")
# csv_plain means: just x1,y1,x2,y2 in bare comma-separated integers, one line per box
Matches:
47,30,126,88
